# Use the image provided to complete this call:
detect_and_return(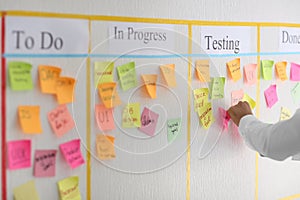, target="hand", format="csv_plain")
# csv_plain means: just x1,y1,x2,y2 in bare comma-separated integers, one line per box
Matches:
227,101,253,126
